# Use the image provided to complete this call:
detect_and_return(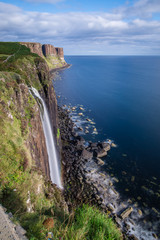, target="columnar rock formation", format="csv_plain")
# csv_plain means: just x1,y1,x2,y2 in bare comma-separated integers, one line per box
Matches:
21,42,65,61
42,44,57,57
55,47,64,60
